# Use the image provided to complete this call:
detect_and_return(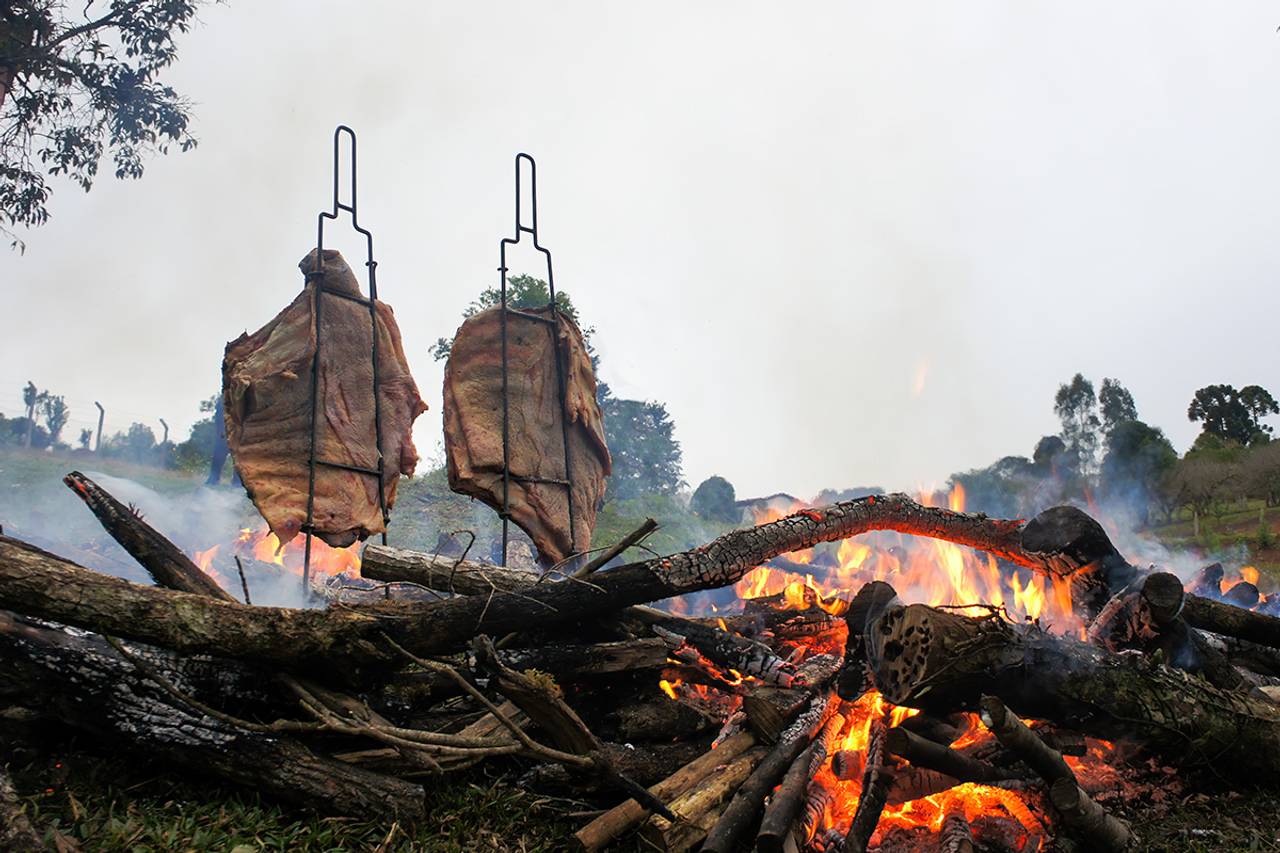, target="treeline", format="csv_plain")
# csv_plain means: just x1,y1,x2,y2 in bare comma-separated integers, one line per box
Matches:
950,375,1279,530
